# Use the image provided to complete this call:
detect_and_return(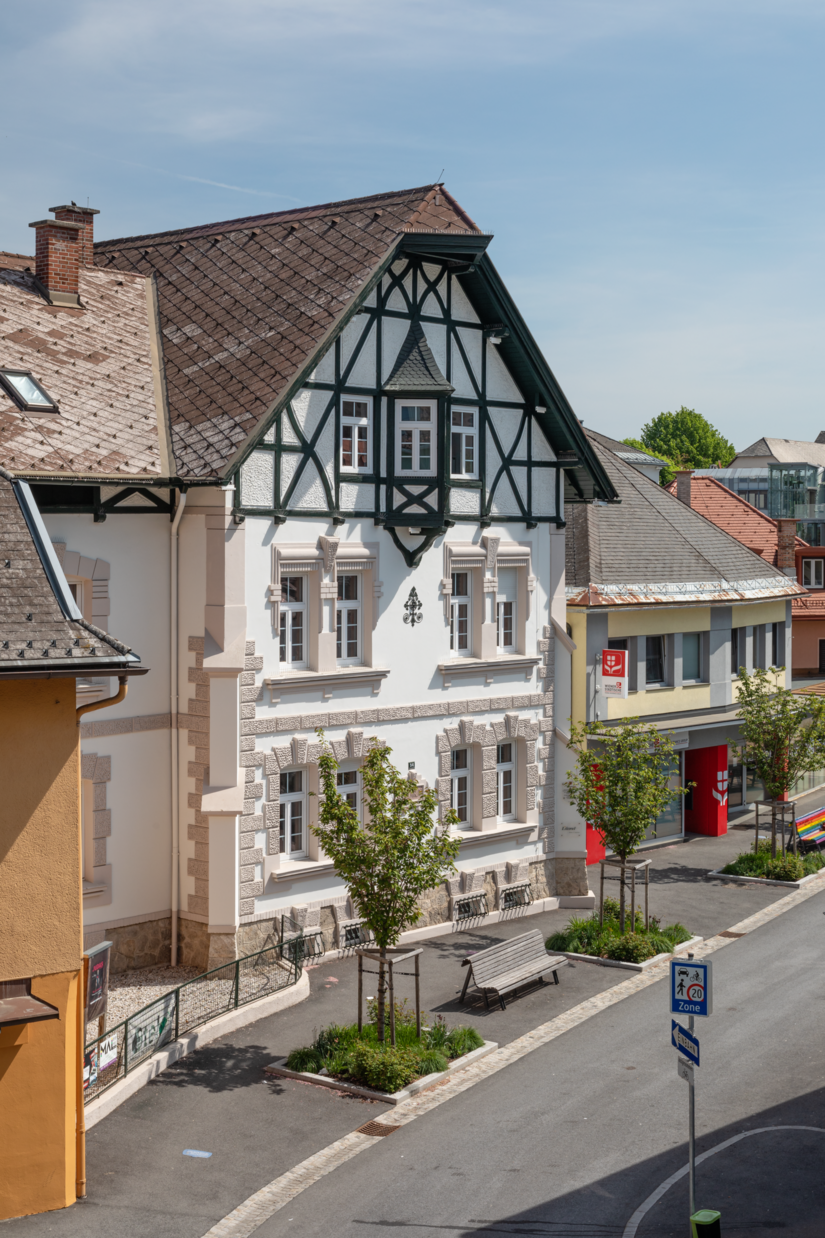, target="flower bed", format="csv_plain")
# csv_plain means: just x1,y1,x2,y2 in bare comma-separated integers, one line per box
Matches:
546,898,692,964
720,841,824,883
285,1003,484,1093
